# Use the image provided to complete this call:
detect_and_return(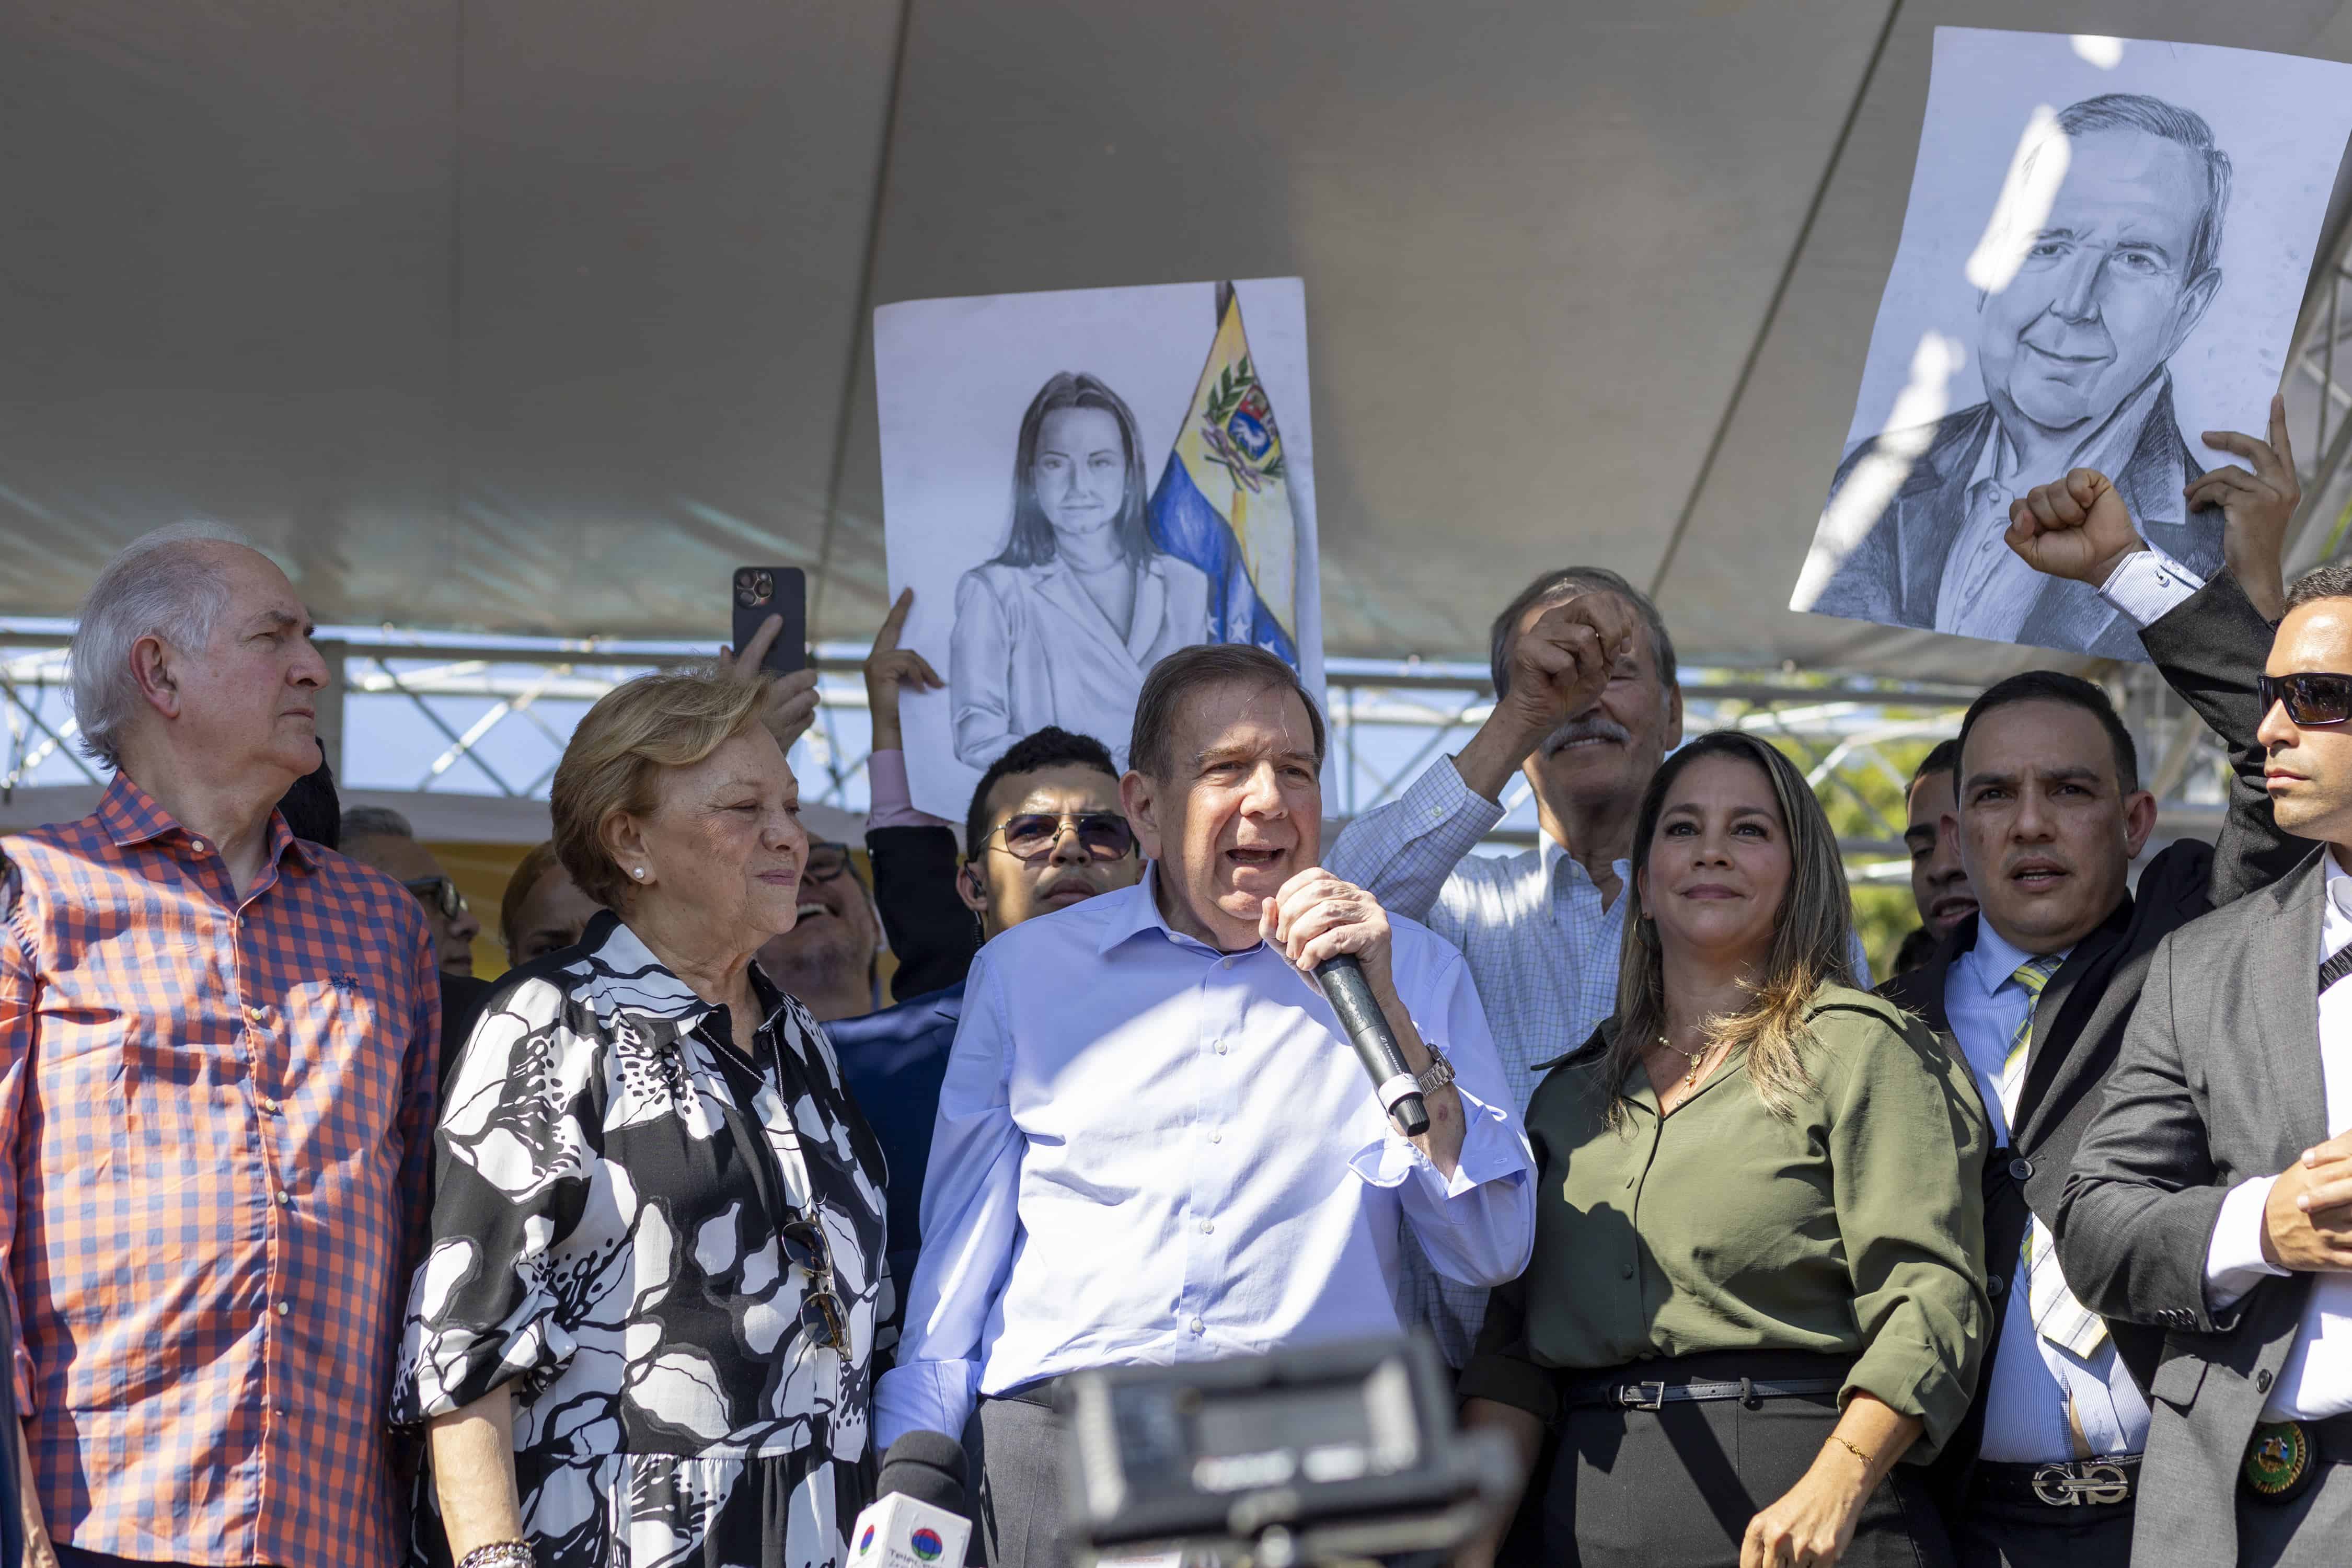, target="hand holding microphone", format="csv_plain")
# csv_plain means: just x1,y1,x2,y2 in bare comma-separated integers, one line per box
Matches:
1262,869,1440,1140
848,1431,972,1568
